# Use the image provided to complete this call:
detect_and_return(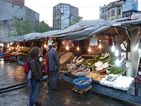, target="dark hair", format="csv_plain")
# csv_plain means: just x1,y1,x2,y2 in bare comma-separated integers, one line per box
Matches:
29,47,39,58
51,42,57,48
